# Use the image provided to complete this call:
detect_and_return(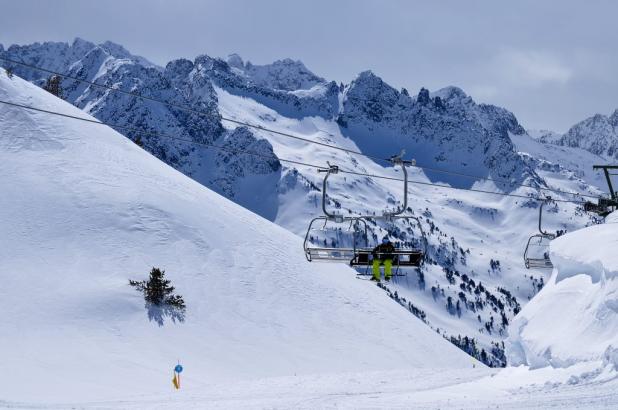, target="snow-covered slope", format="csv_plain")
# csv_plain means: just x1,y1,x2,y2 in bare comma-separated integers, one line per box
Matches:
510,131,610,191
508,212,618,370
1,38,605,368
0,73,475,403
